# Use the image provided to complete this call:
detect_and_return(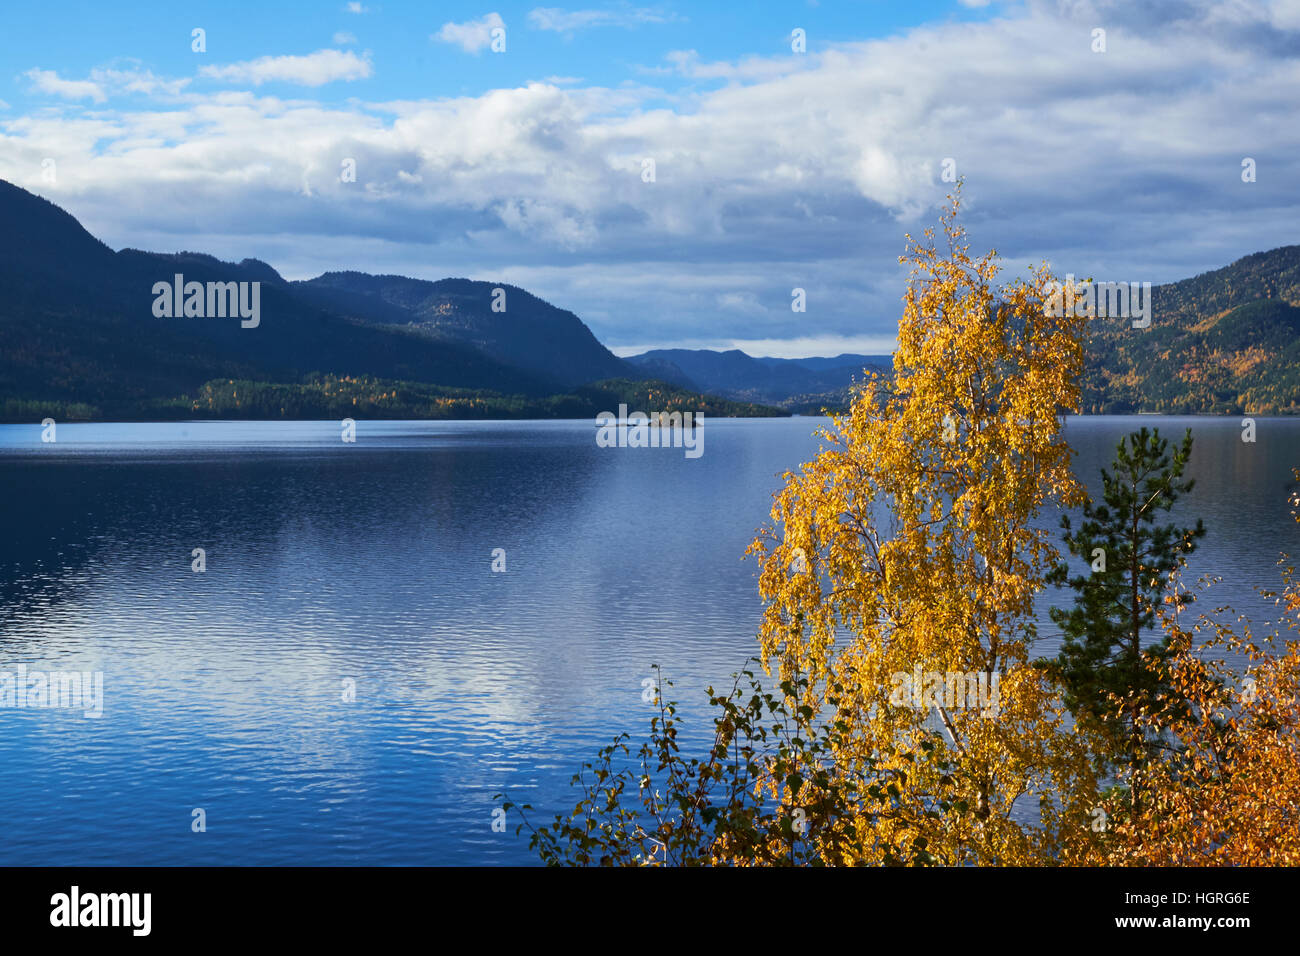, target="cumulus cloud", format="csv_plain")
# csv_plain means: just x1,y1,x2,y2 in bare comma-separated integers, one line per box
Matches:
433,13,506,54
23,68,106,103
3,0,1298,354
21,65,189,103
199,49,372,86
